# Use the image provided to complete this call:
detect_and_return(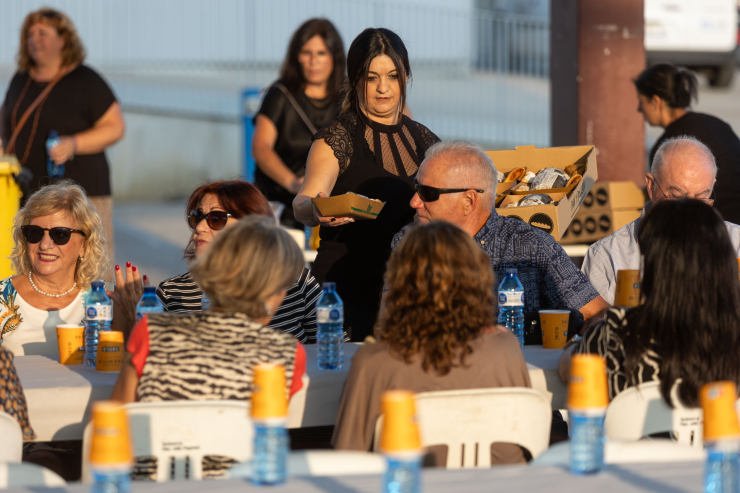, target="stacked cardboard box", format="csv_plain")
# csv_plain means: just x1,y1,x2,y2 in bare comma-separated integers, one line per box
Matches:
559,181,646,244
